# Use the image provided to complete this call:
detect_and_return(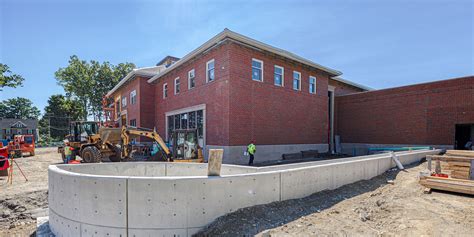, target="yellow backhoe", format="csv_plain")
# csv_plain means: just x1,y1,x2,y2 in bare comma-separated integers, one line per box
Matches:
58,121,203,163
